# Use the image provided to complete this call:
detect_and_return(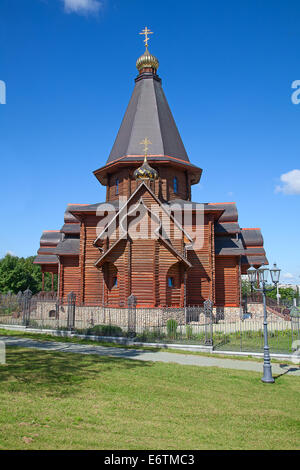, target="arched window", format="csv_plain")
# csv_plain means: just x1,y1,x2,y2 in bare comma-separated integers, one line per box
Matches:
113,276,118,288
173,177,178,194
115,178,119,195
